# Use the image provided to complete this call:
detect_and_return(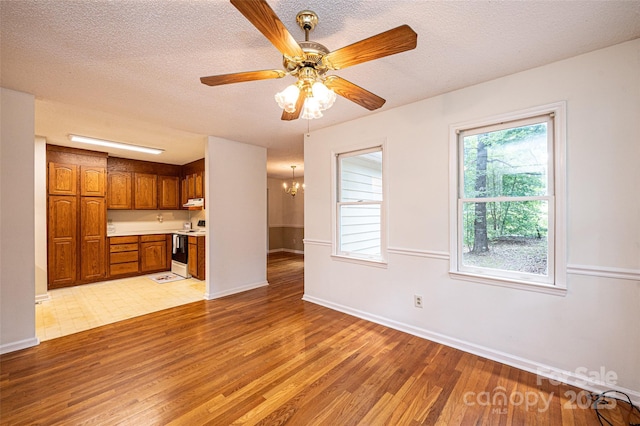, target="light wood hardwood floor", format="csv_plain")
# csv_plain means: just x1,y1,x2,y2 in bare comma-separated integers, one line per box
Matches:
1,252,635,425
